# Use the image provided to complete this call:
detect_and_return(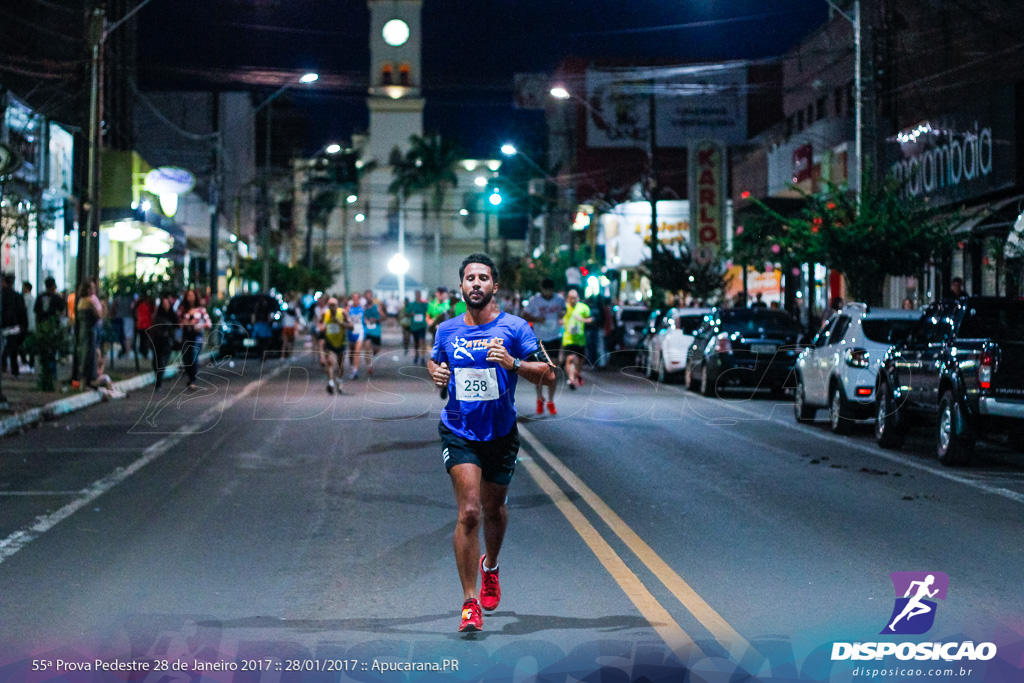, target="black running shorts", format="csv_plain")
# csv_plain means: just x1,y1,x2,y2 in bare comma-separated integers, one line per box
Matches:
324,343,345,364
439,422,520,486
